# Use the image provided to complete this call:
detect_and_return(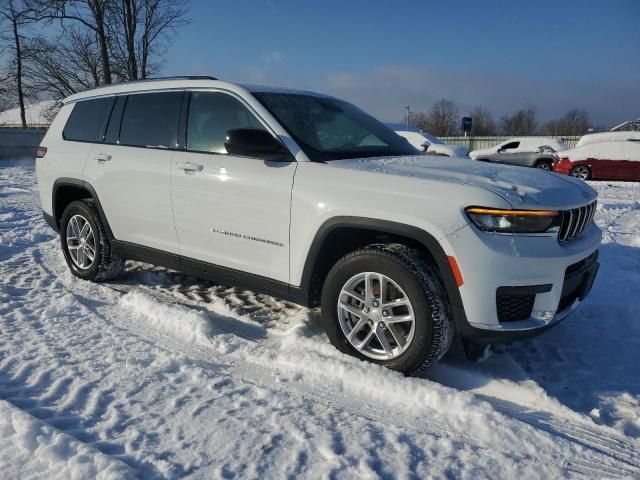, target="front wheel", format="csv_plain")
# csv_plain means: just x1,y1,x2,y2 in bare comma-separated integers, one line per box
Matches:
570,165,591,180
320,244,454,374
